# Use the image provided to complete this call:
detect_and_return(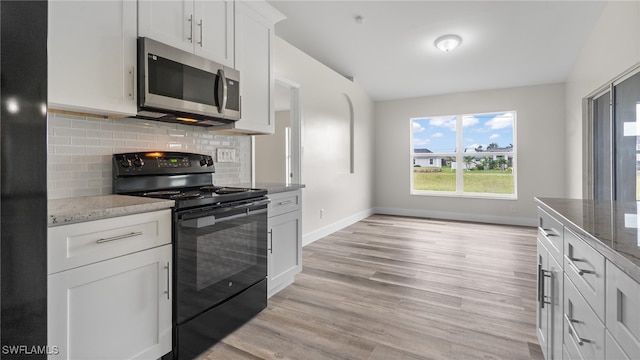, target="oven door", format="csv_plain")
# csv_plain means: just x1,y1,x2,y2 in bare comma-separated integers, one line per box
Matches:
174,198,269,324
